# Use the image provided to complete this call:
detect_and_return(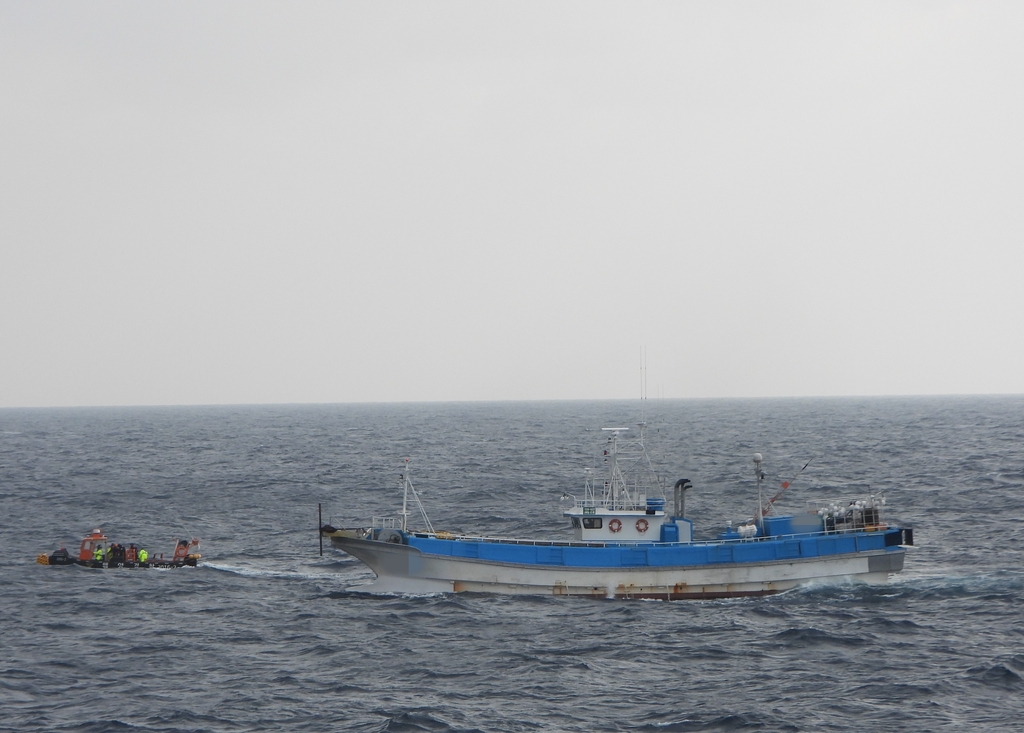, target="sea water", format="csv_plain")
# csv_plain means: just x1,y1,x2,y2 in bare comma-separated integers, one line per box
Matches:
2,397,1023,732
